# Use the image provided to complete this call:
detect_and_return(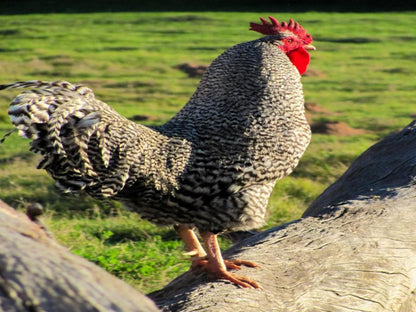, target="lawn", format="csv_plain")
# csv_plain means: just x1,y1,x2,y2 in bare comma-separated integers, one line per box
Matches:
0,11,415,293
